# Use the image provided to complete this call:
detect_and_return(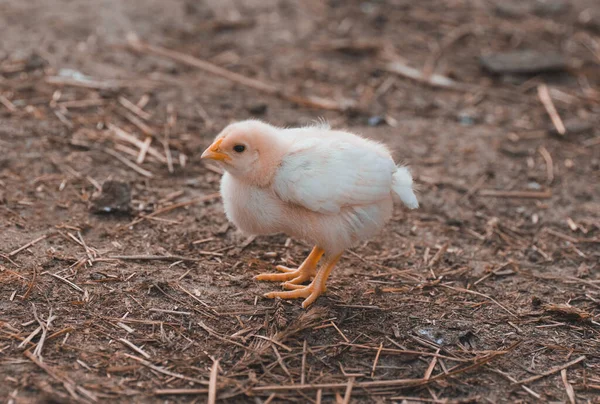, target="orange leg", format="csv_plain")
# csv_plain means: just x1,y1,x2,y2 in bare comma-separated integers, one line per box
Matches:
255,246,324,286
264,253,342,308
